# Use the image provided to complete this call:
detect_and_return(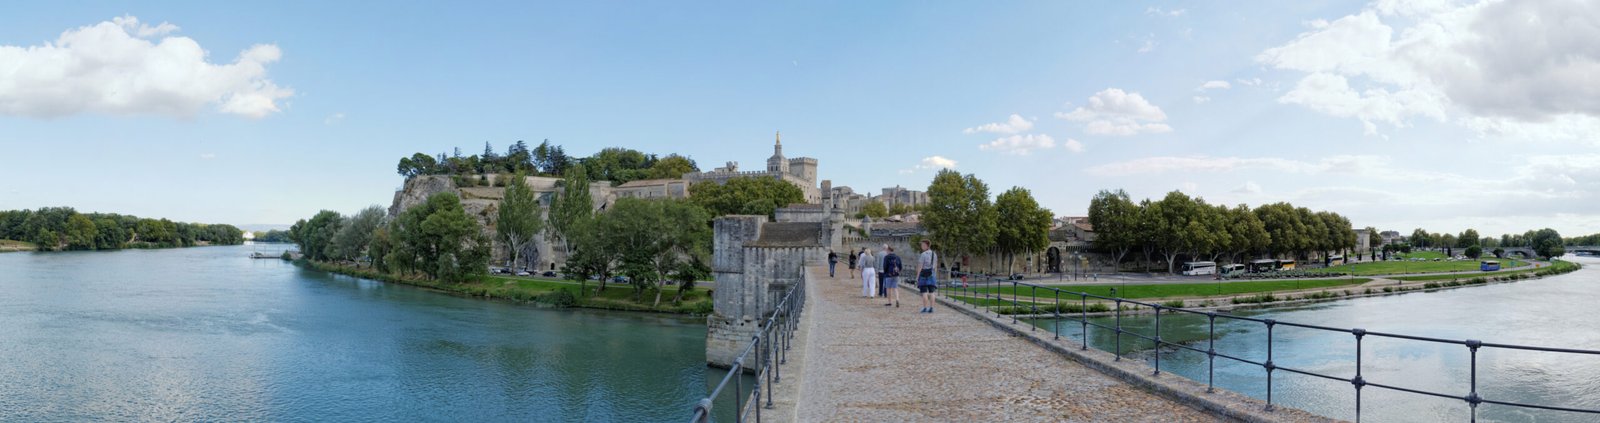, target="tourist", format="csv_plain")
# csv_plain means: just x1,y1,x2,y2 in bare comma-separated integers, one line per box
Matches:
881,245,902,307
848,248,858,271
827,250,838,278
859,248,877,298
917,239,938,313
